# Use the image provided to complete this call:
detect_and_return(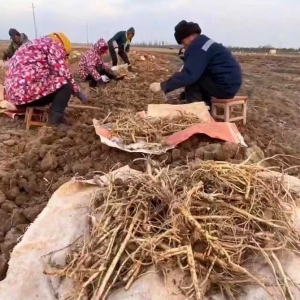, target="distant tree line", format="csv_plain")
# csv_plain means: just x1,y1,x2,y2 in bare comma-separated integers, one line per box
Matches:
134,41,169,47
228,45,300,54
133,42,300,54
